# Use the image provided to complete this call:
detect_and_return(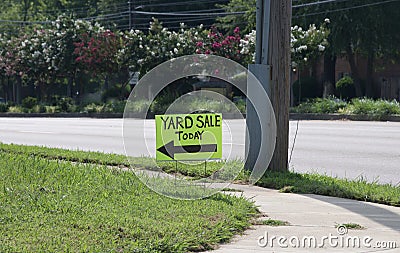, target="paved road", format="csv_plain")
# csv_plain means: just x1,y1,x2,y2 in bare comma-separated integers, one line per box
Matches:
0,118,399,185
